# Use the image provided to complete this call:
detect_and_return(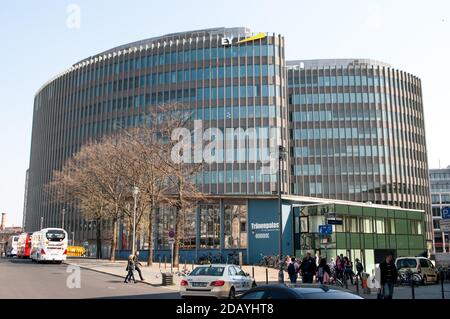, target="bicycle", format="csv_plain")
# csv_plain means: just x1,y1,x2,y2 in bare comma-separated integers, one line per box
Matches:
397,271,423,286
328,266,344,287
